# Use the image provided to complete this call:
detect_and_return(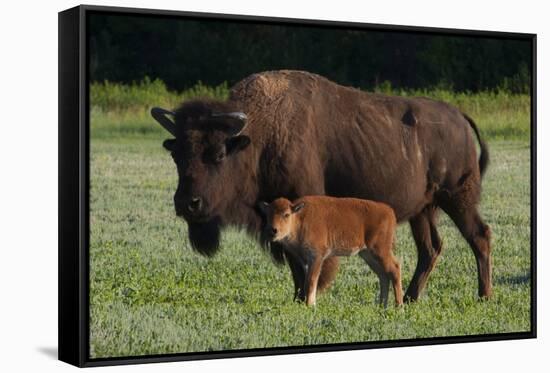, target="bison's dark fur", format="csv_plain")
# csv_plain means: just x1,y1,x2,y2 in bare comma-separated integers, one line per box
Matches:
157,70,491,301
